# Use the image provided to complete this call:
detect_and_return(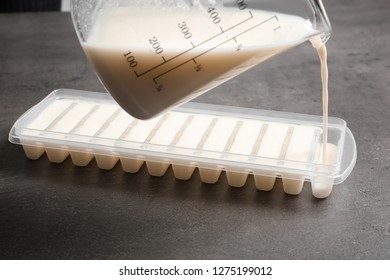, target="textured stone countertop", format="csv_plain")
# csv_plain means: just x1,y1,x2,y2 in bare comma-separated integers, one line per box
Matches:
0,0,389,259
